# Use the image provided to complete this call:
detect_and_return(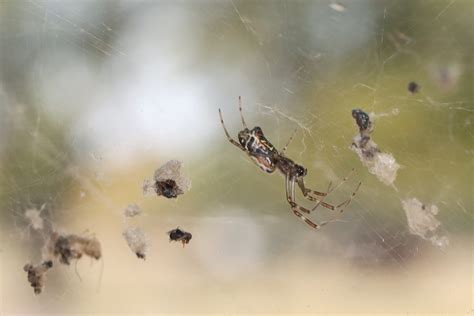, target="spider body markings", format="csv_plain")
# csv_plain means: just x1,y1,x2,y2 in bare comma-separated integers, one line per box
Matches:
238,126,277,173
219,97,361,229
